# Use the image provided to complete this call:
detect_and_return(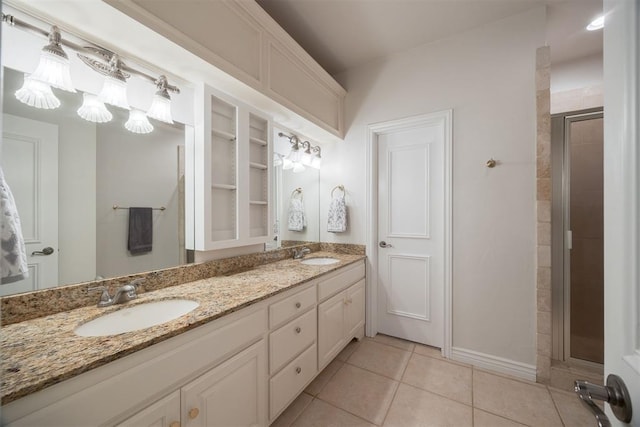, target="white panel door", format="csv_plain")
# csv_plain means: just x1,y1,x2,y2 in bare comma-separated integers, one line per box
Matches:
377,118,447,347
600,0,639,425
1,114,58,296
